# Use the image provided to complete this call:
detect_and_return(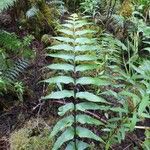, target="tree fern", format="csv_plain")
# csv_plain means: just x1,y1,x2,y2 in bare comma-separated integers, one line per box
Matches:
42,14,110,149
